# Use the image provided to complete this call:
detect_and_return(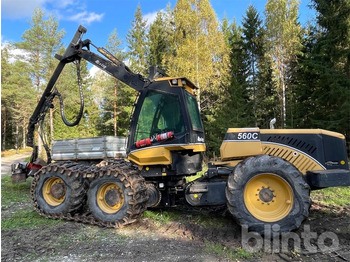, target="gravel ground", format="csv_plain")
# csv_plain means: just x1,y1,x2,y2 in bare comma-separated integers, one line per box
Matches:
2,153,349,261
